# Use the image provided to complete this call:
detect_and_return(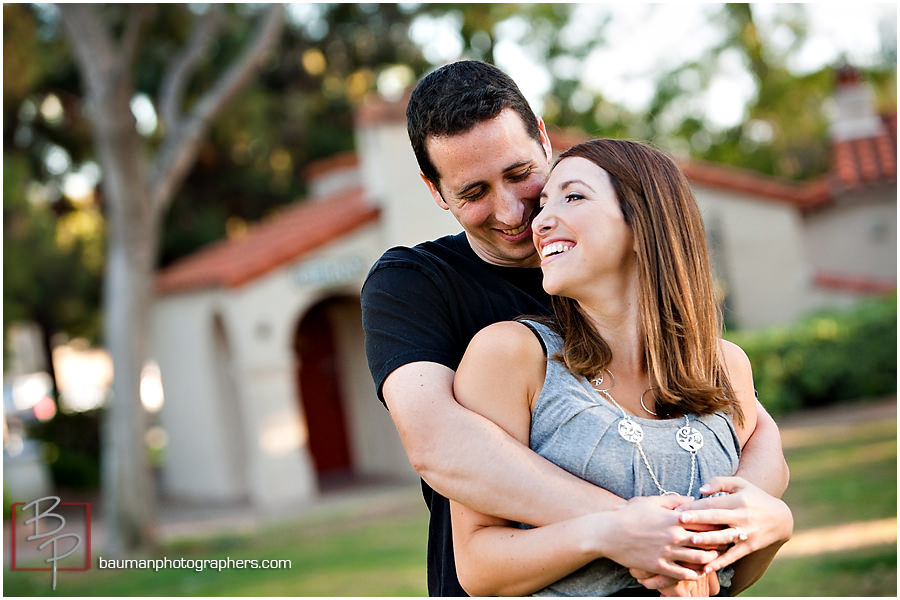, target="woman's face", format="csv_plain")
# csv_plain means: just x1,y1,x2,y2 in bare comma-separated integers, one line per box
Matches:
532,156,636,298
